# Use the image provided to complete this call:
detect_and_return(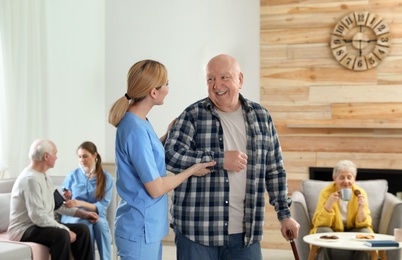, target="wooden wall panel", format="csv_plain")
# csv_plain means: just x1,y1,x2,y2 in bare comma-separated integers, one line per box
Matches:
332,103,402,119
309,85,402,102
260,0,402,250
